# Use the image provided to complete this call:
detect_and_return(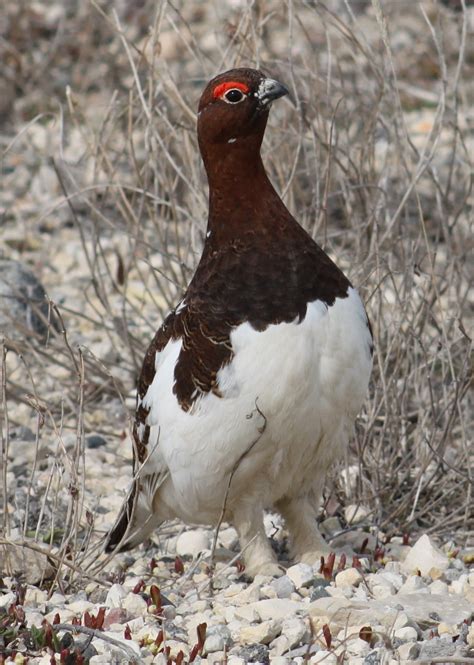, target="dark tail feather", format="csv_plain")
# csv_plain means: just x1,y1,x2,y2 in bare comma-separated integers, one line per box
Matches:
105,471,168,553
105,485,137,553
